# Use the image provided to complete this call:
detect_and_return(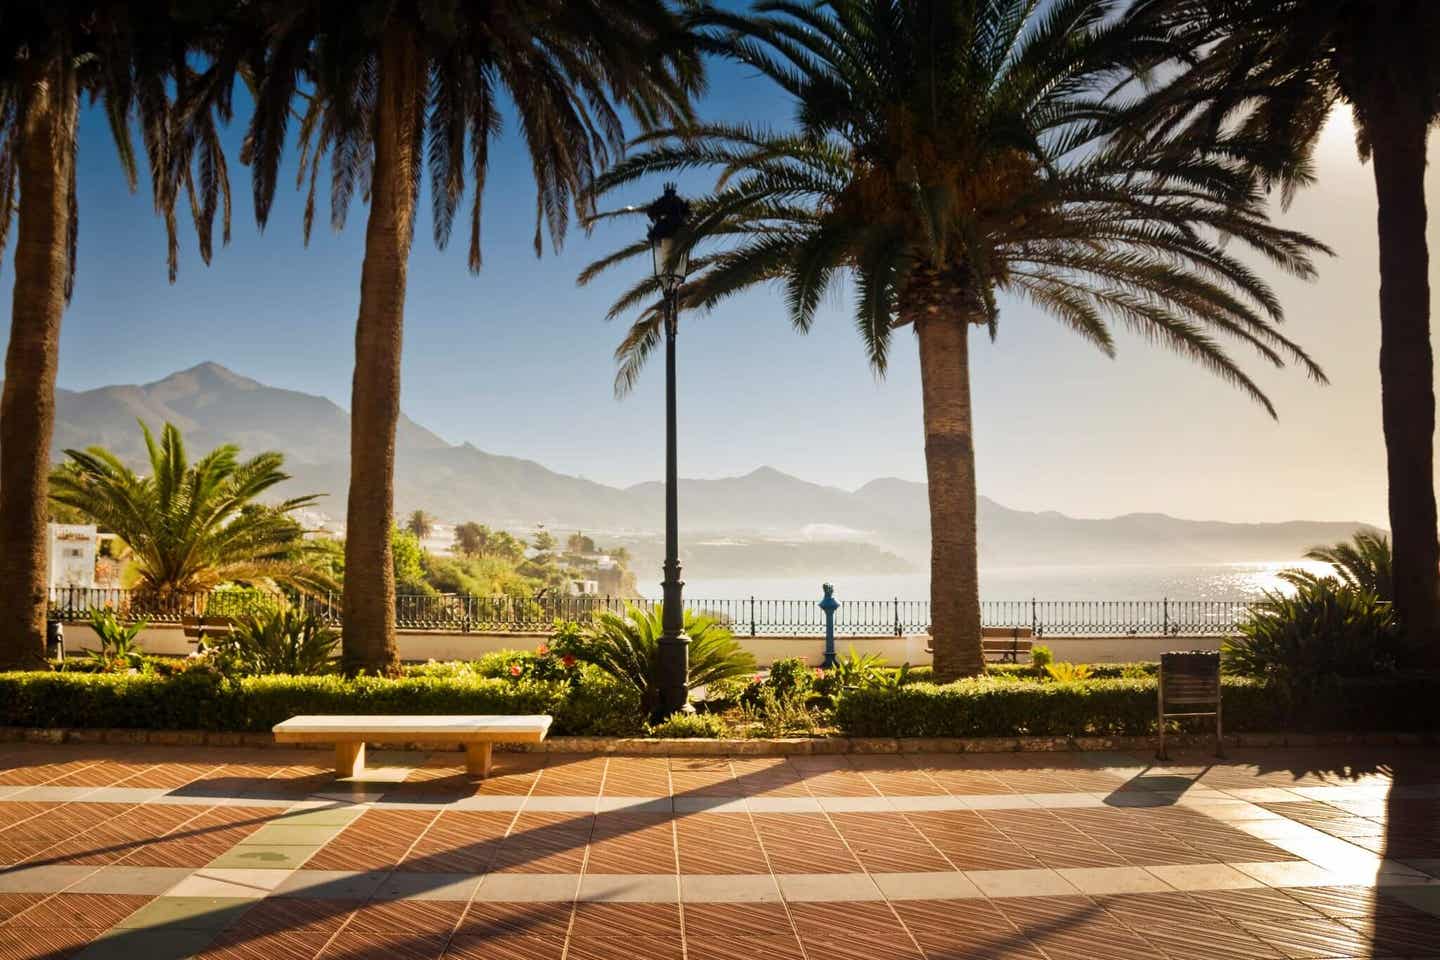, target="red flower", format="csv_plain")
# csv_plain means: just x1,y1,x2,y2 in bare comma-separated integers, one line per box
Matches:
537,643,550,656
509,663,522,677
562,654,577,668
753,673,763,683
